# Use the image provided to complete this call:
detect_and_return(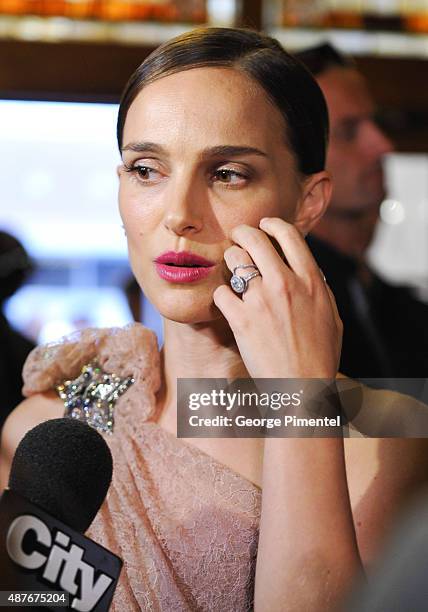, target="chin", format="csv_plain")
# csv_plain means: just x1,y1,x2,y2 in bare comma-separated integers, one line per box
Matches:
150,288,222,325
365,177,387,206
